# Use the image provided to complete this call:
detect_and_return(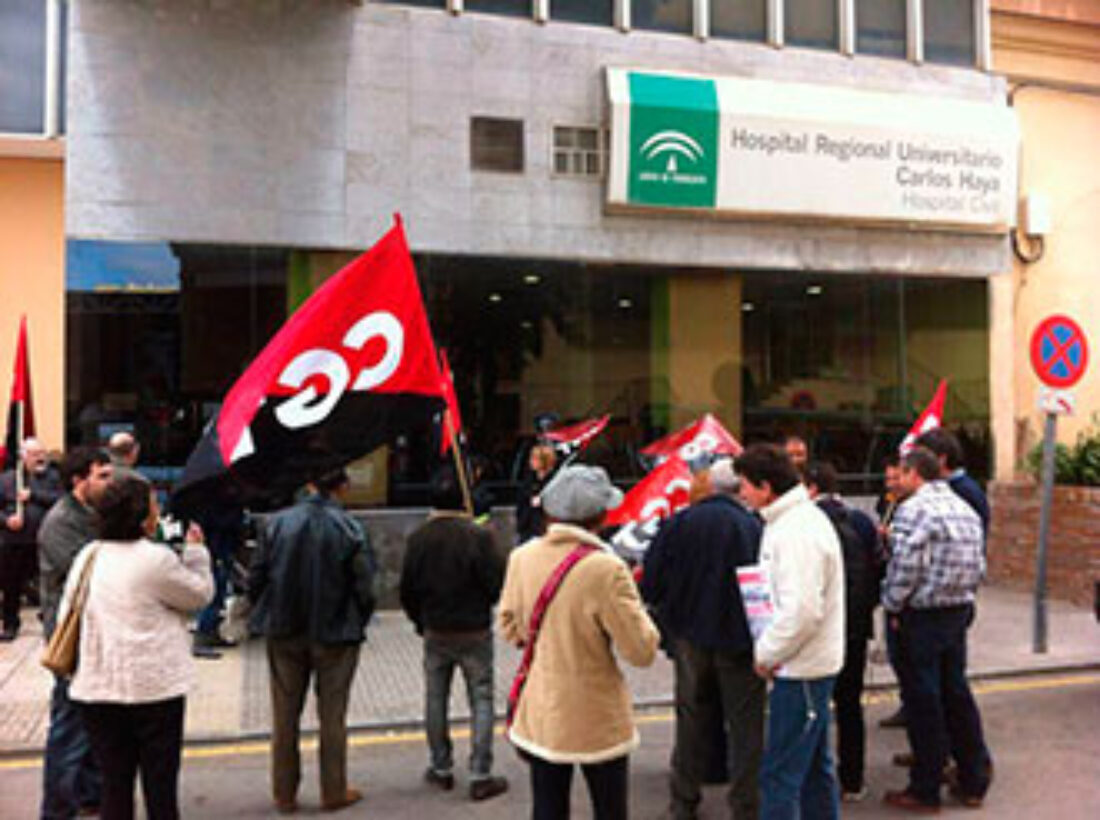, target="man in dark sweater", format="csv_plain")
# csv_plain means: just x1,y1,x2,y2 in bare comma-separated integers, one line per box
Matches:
400,466,508,802
39,447,112,820
641,458,763,820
